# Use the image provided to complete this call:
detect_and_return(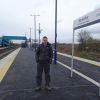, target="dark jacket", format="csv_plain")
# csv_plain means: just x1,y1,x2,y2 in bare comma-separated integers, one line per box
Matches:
35,42,53,64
